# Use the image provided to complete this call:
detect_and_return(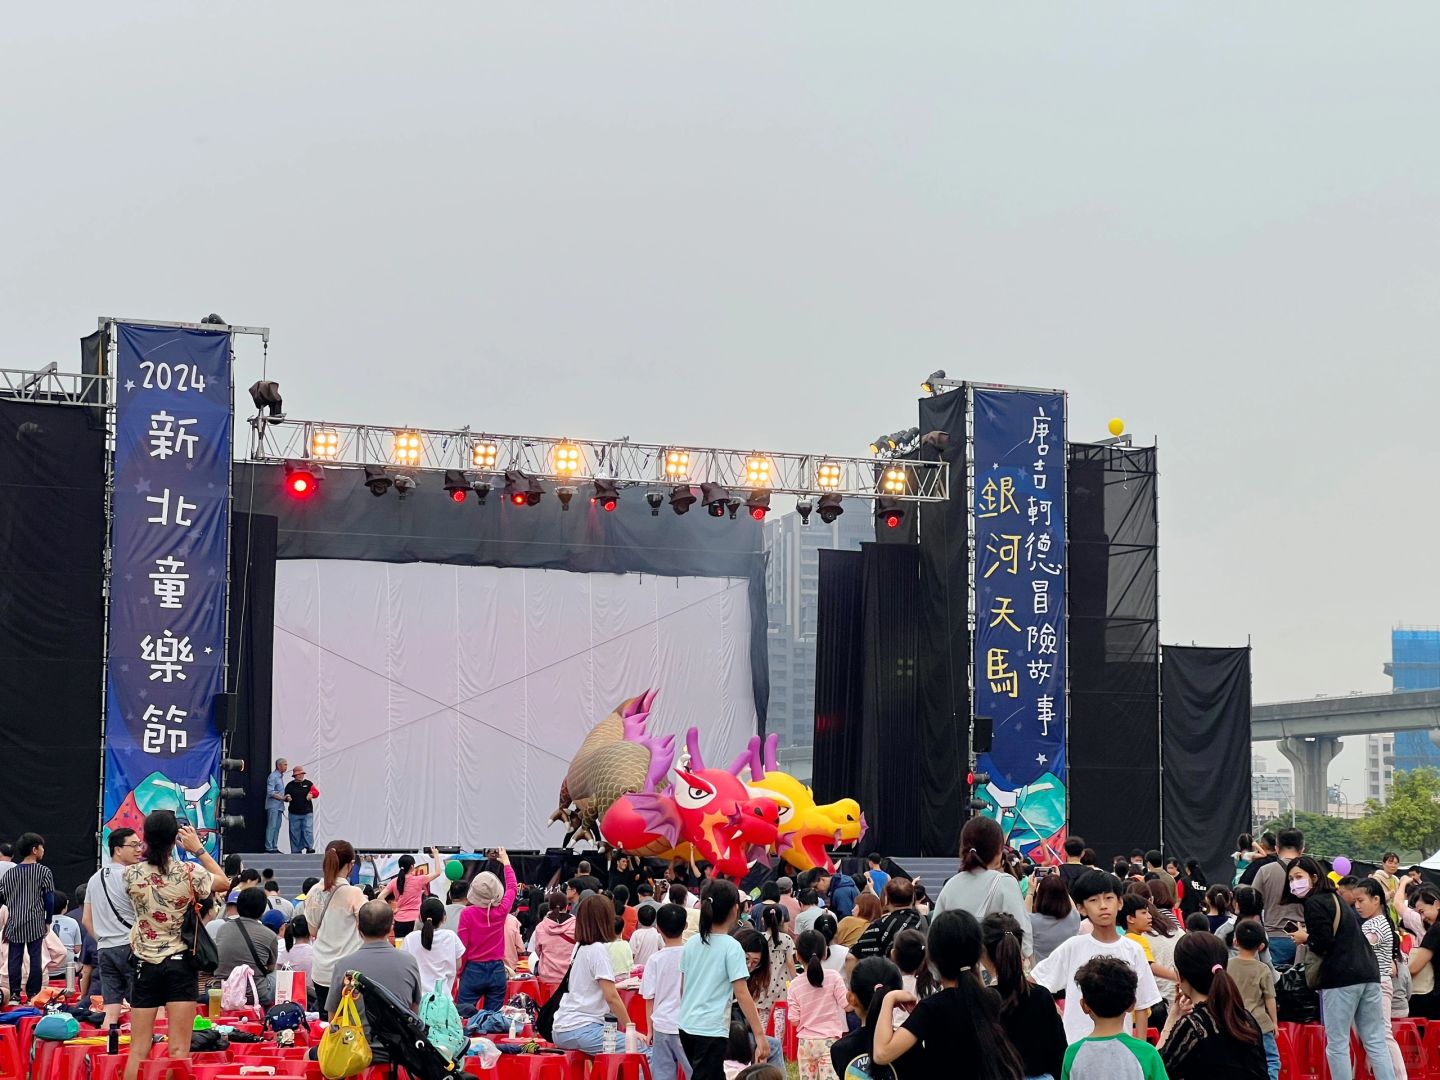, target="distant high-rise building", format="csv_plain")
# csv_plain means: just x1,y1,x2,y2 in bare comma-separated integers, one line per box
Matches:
1366,732,1396,805
1389,627,1440,774
764,507,872,783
